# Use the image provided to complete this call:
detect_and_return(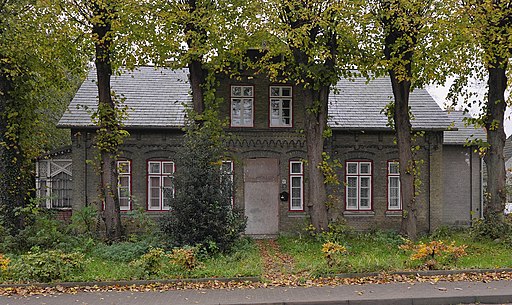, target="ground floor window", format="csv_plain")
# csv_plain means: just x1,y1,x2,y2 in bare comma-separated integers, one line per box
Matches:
289,160,304,211
221,160,234,206
387,161,401,210
36,159,72,209
117,160,131,211
147,160,175,211
345,160,372,211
